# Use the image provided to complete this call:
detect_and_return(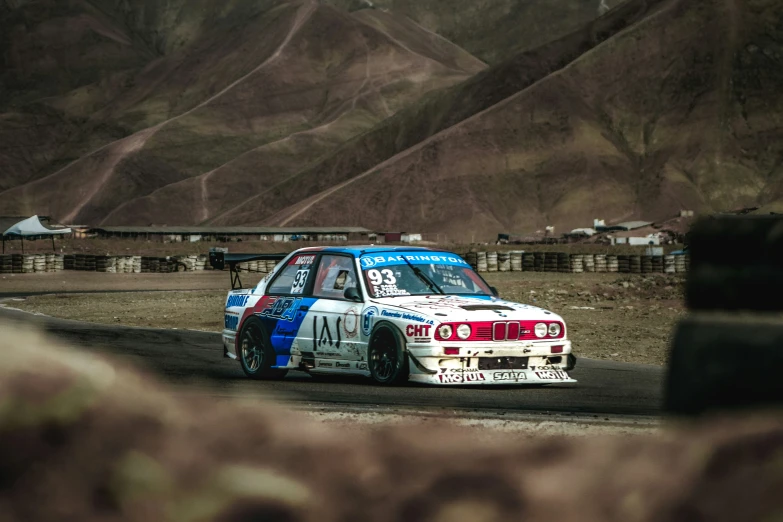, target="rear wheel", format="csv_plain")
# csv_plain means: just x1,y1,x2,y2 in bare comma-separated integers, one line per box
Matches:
368,324,408,385
238,317,288,380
